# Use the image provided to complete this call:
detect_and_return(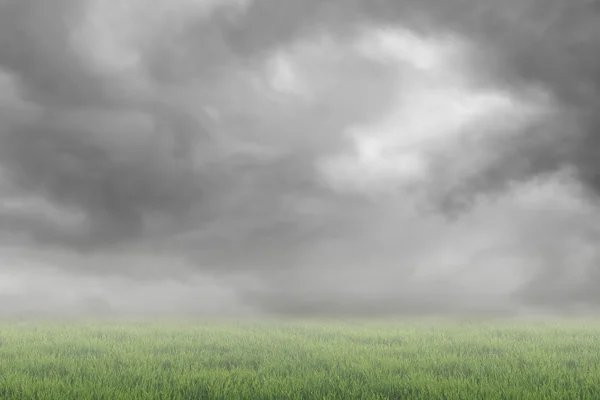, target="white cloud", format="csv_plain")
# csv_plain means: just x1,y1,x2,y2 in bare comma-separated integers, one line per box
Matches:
320,26,550,194
355,27,463,71
265,52,305,96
